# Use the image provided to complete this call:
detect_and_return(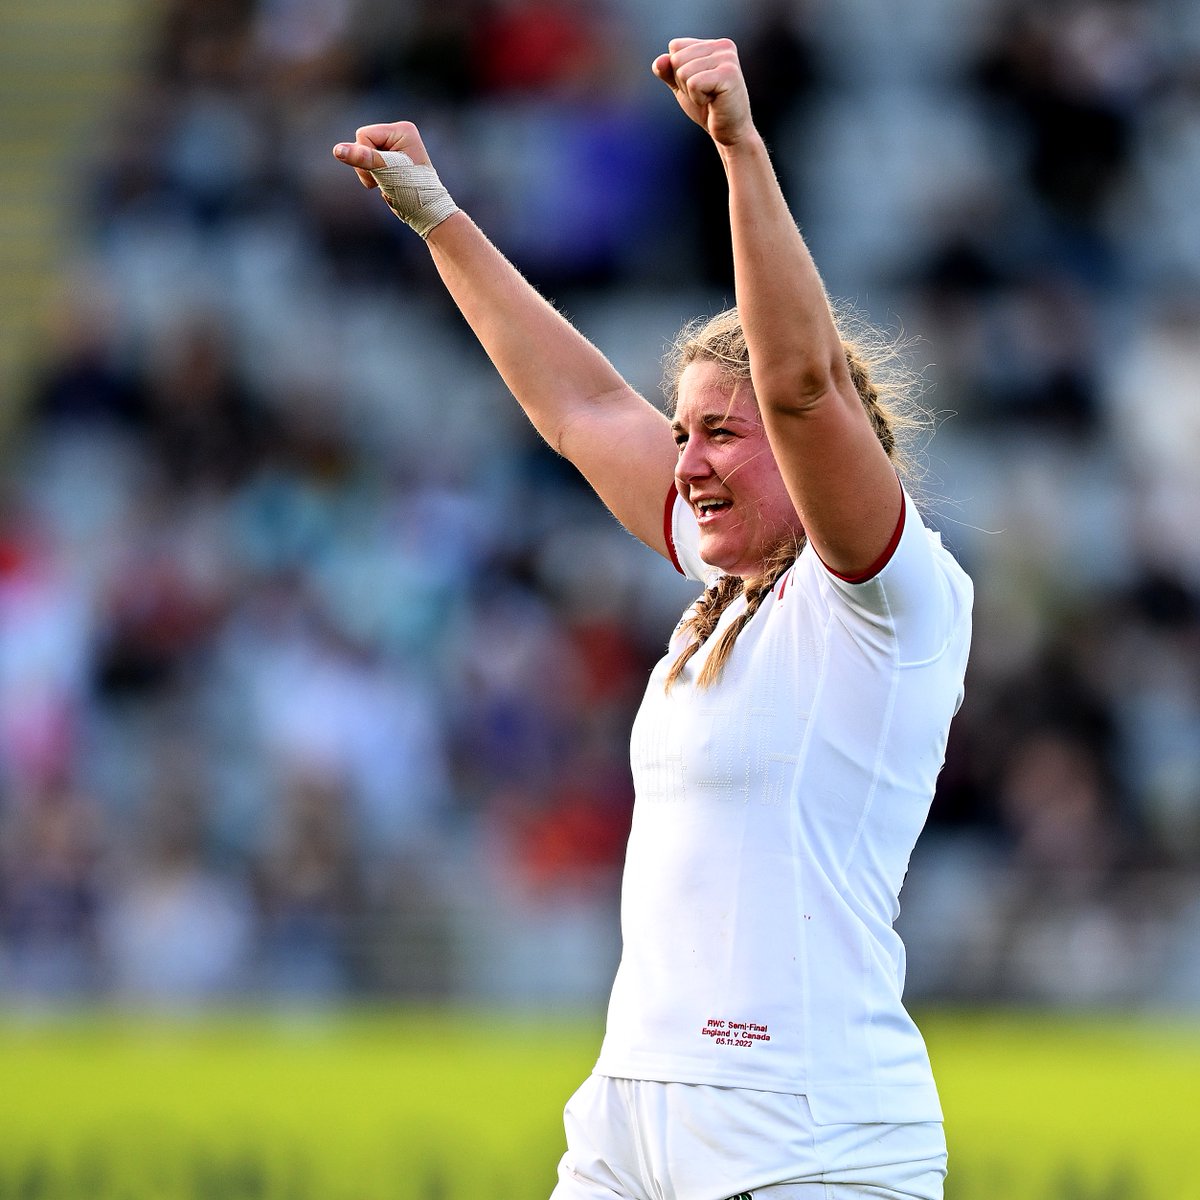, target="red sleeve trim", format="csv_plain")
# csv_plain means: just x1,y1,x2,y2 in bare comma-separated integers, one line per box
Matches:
663,485,684,575
822,487,906,584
